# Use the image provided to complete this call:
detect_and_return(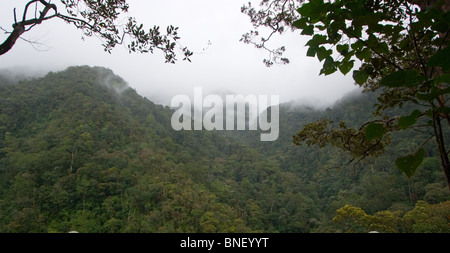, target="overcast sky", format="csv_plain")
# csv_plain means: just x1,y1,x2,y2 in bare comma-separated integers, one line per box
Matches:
0,0,358,107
